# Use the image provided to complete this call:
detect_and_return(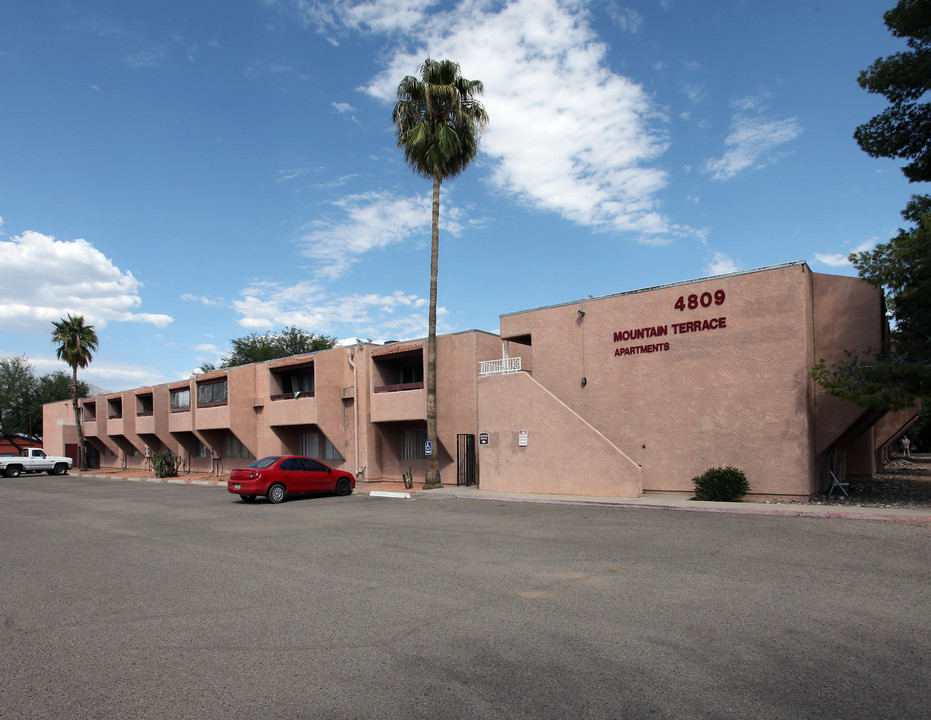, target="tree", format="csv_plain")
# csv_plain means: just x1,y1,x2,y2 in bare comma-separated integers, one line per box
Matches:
811,196,931,408
813,1,931,412
393,58,488,489
221,327,337,367
51,314,99,470
36,370,88,409
0,355,39,437
0,361,88,439
854,0,931,183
